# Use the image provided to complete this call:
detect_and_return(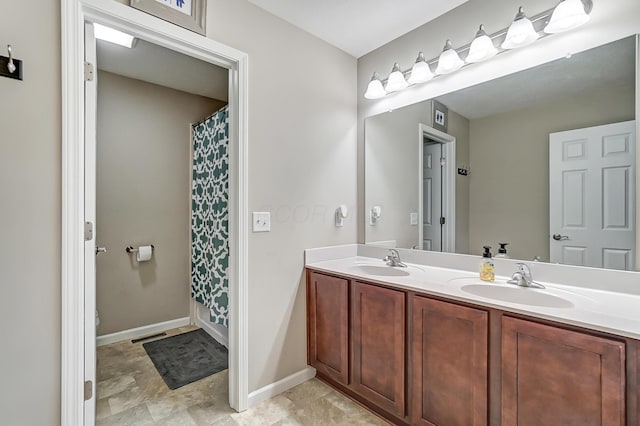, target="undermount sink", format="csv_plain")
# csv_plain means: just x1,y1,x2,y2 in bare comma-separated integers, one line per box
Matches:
460,283,574,308
349,264,411,277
